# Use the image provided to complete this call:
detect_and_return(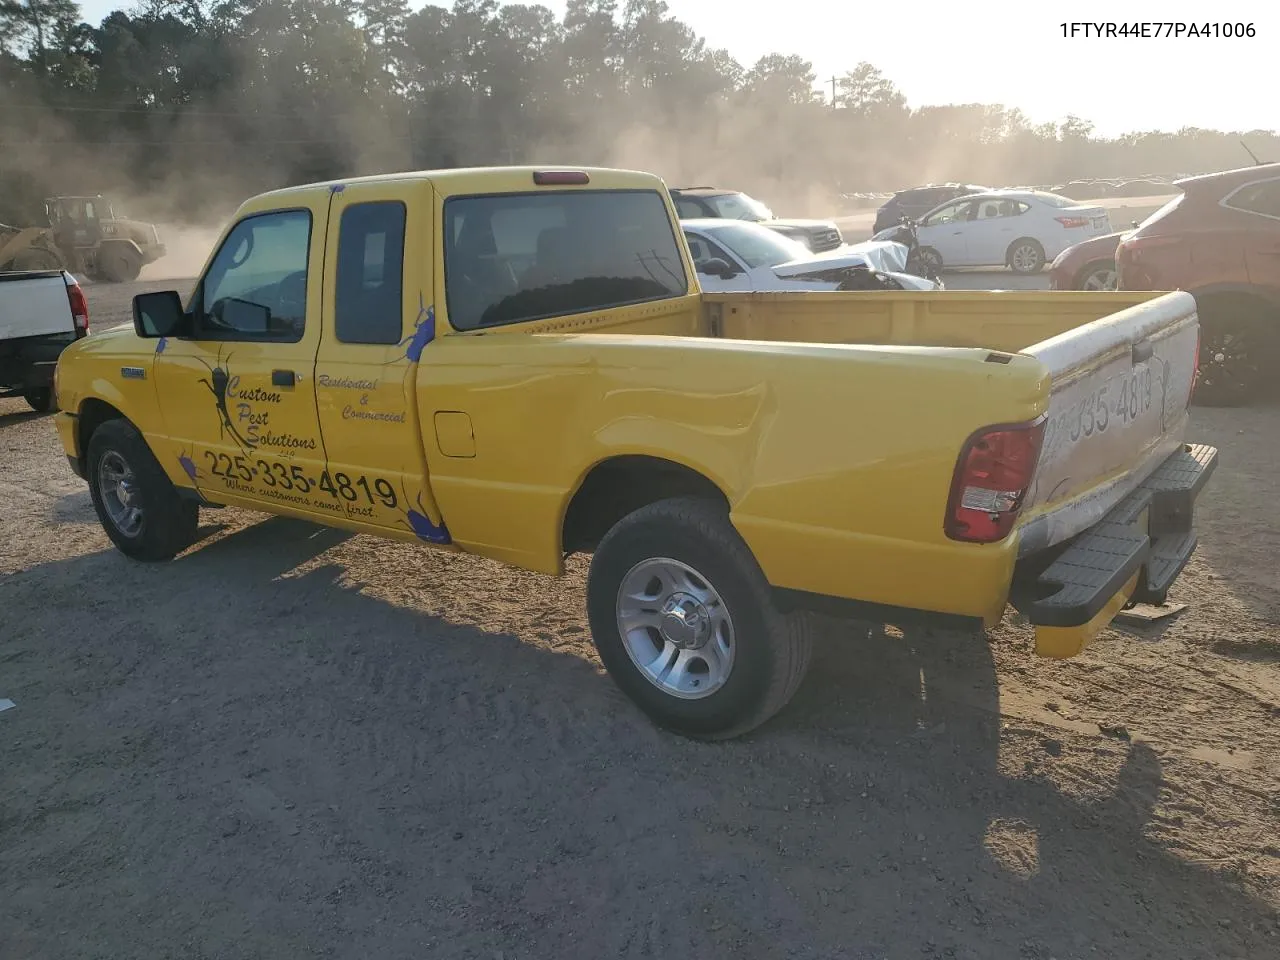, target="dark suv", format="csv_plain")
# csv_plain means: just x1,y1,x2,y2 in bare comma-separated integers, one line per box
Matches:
668,187,844,253
873,183,989,234
1117,162,1280,405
